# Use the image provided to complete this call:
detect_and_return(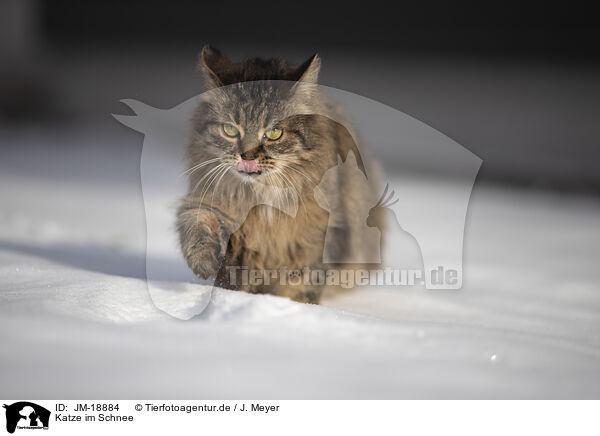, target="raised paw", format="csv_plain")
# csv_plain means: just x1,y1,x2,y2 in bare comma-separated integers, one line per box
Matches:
184,235,226,279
